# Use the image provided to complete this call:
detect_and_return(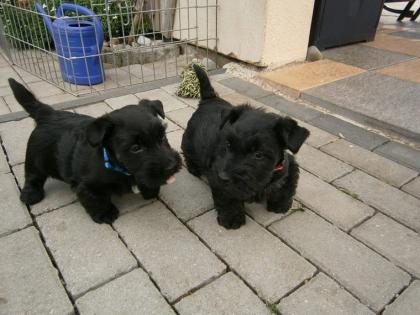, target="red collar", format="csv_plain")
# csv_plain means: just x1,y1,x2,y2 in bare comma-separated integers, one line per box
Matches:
273,162,284,172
